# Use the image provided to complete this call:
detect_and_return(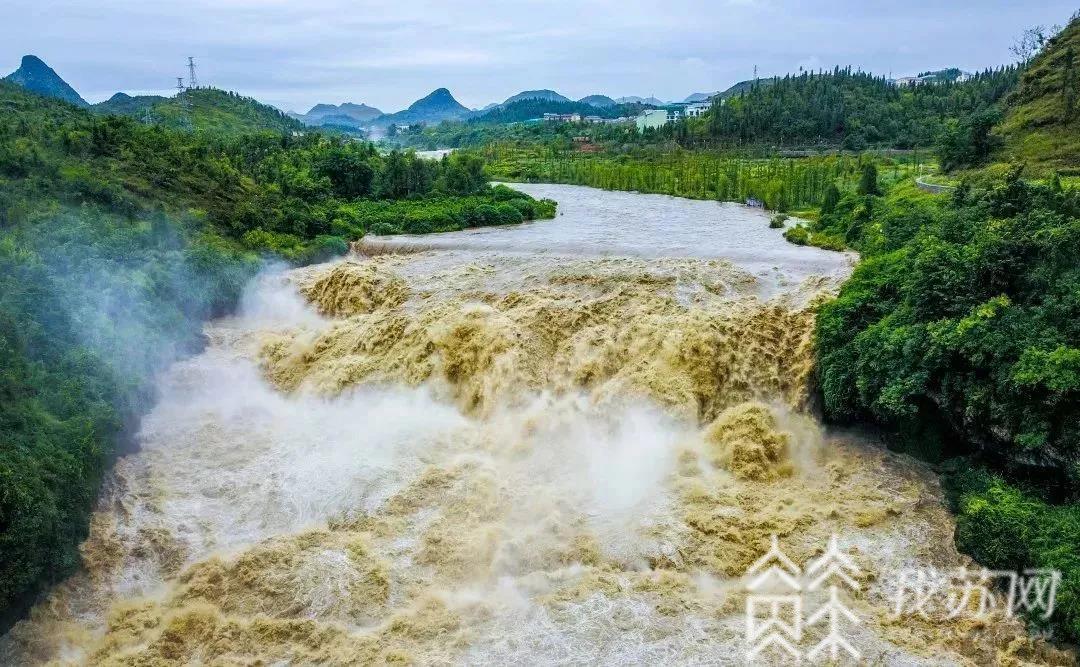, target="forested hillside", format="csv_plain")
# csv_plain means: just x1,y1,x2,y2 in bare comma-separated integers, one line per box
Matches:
0,81,553,626
391,68,1019,154
998,17,1080,172
806,21,1080,640
697,67,1019,149
100,87,305,136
